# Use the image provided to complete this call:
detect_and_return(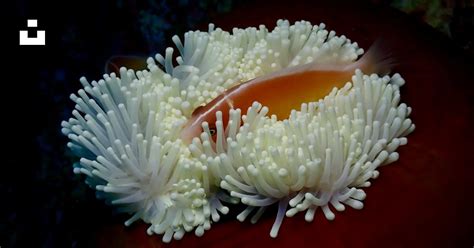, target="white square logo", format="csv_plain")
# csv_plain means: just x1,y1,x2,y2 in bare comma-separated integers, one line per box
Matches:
19,19,45,46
